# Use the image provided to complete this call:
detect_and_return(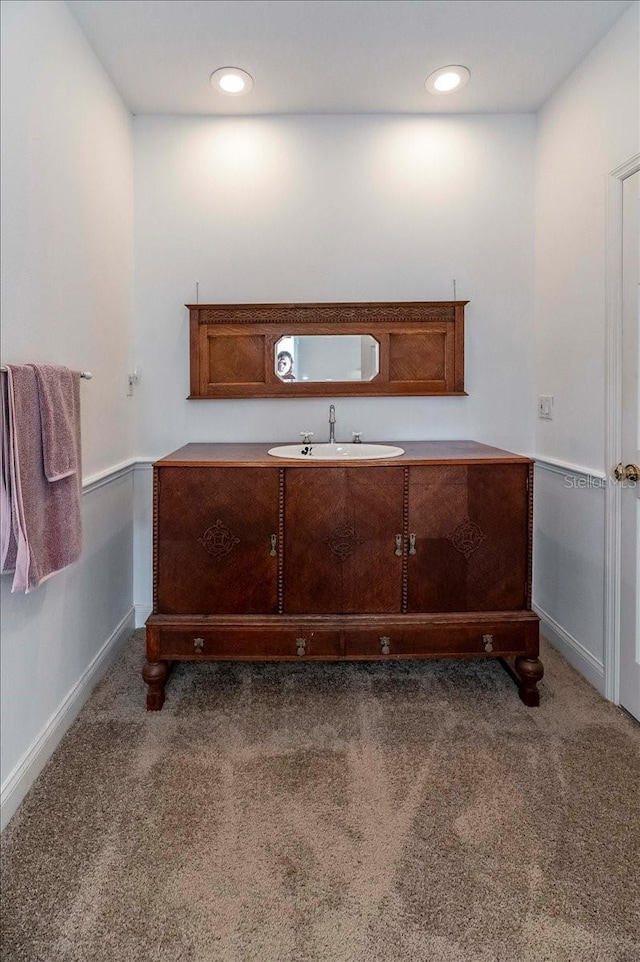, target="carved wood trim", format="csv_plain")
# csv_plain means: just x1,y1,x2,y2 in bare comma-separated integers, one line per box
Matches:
402,467,409,614
527,463,534,609
188,302,465,326
152,467,159,613
278,468,285,615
